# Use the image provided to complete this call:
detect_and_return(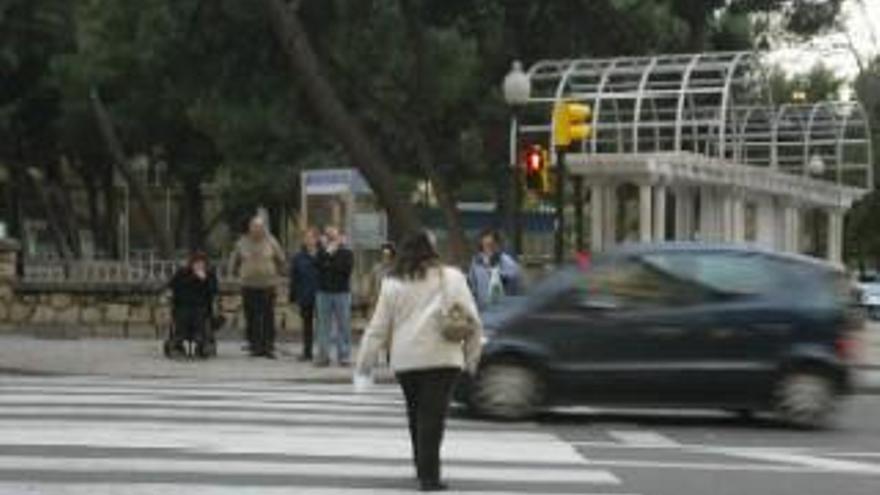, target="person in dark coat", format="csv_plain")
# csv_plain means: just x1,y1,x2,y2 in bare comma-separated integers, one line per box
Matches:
168,251,219,358
290,228,320,362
